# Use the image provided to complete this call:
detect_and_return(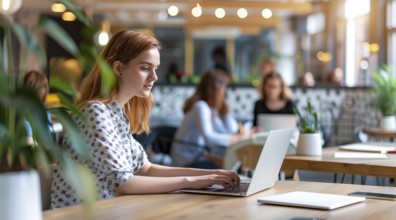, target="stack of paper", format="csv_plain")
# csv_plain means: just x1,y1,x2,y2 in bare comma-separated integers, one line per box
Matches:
338,143,395,153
